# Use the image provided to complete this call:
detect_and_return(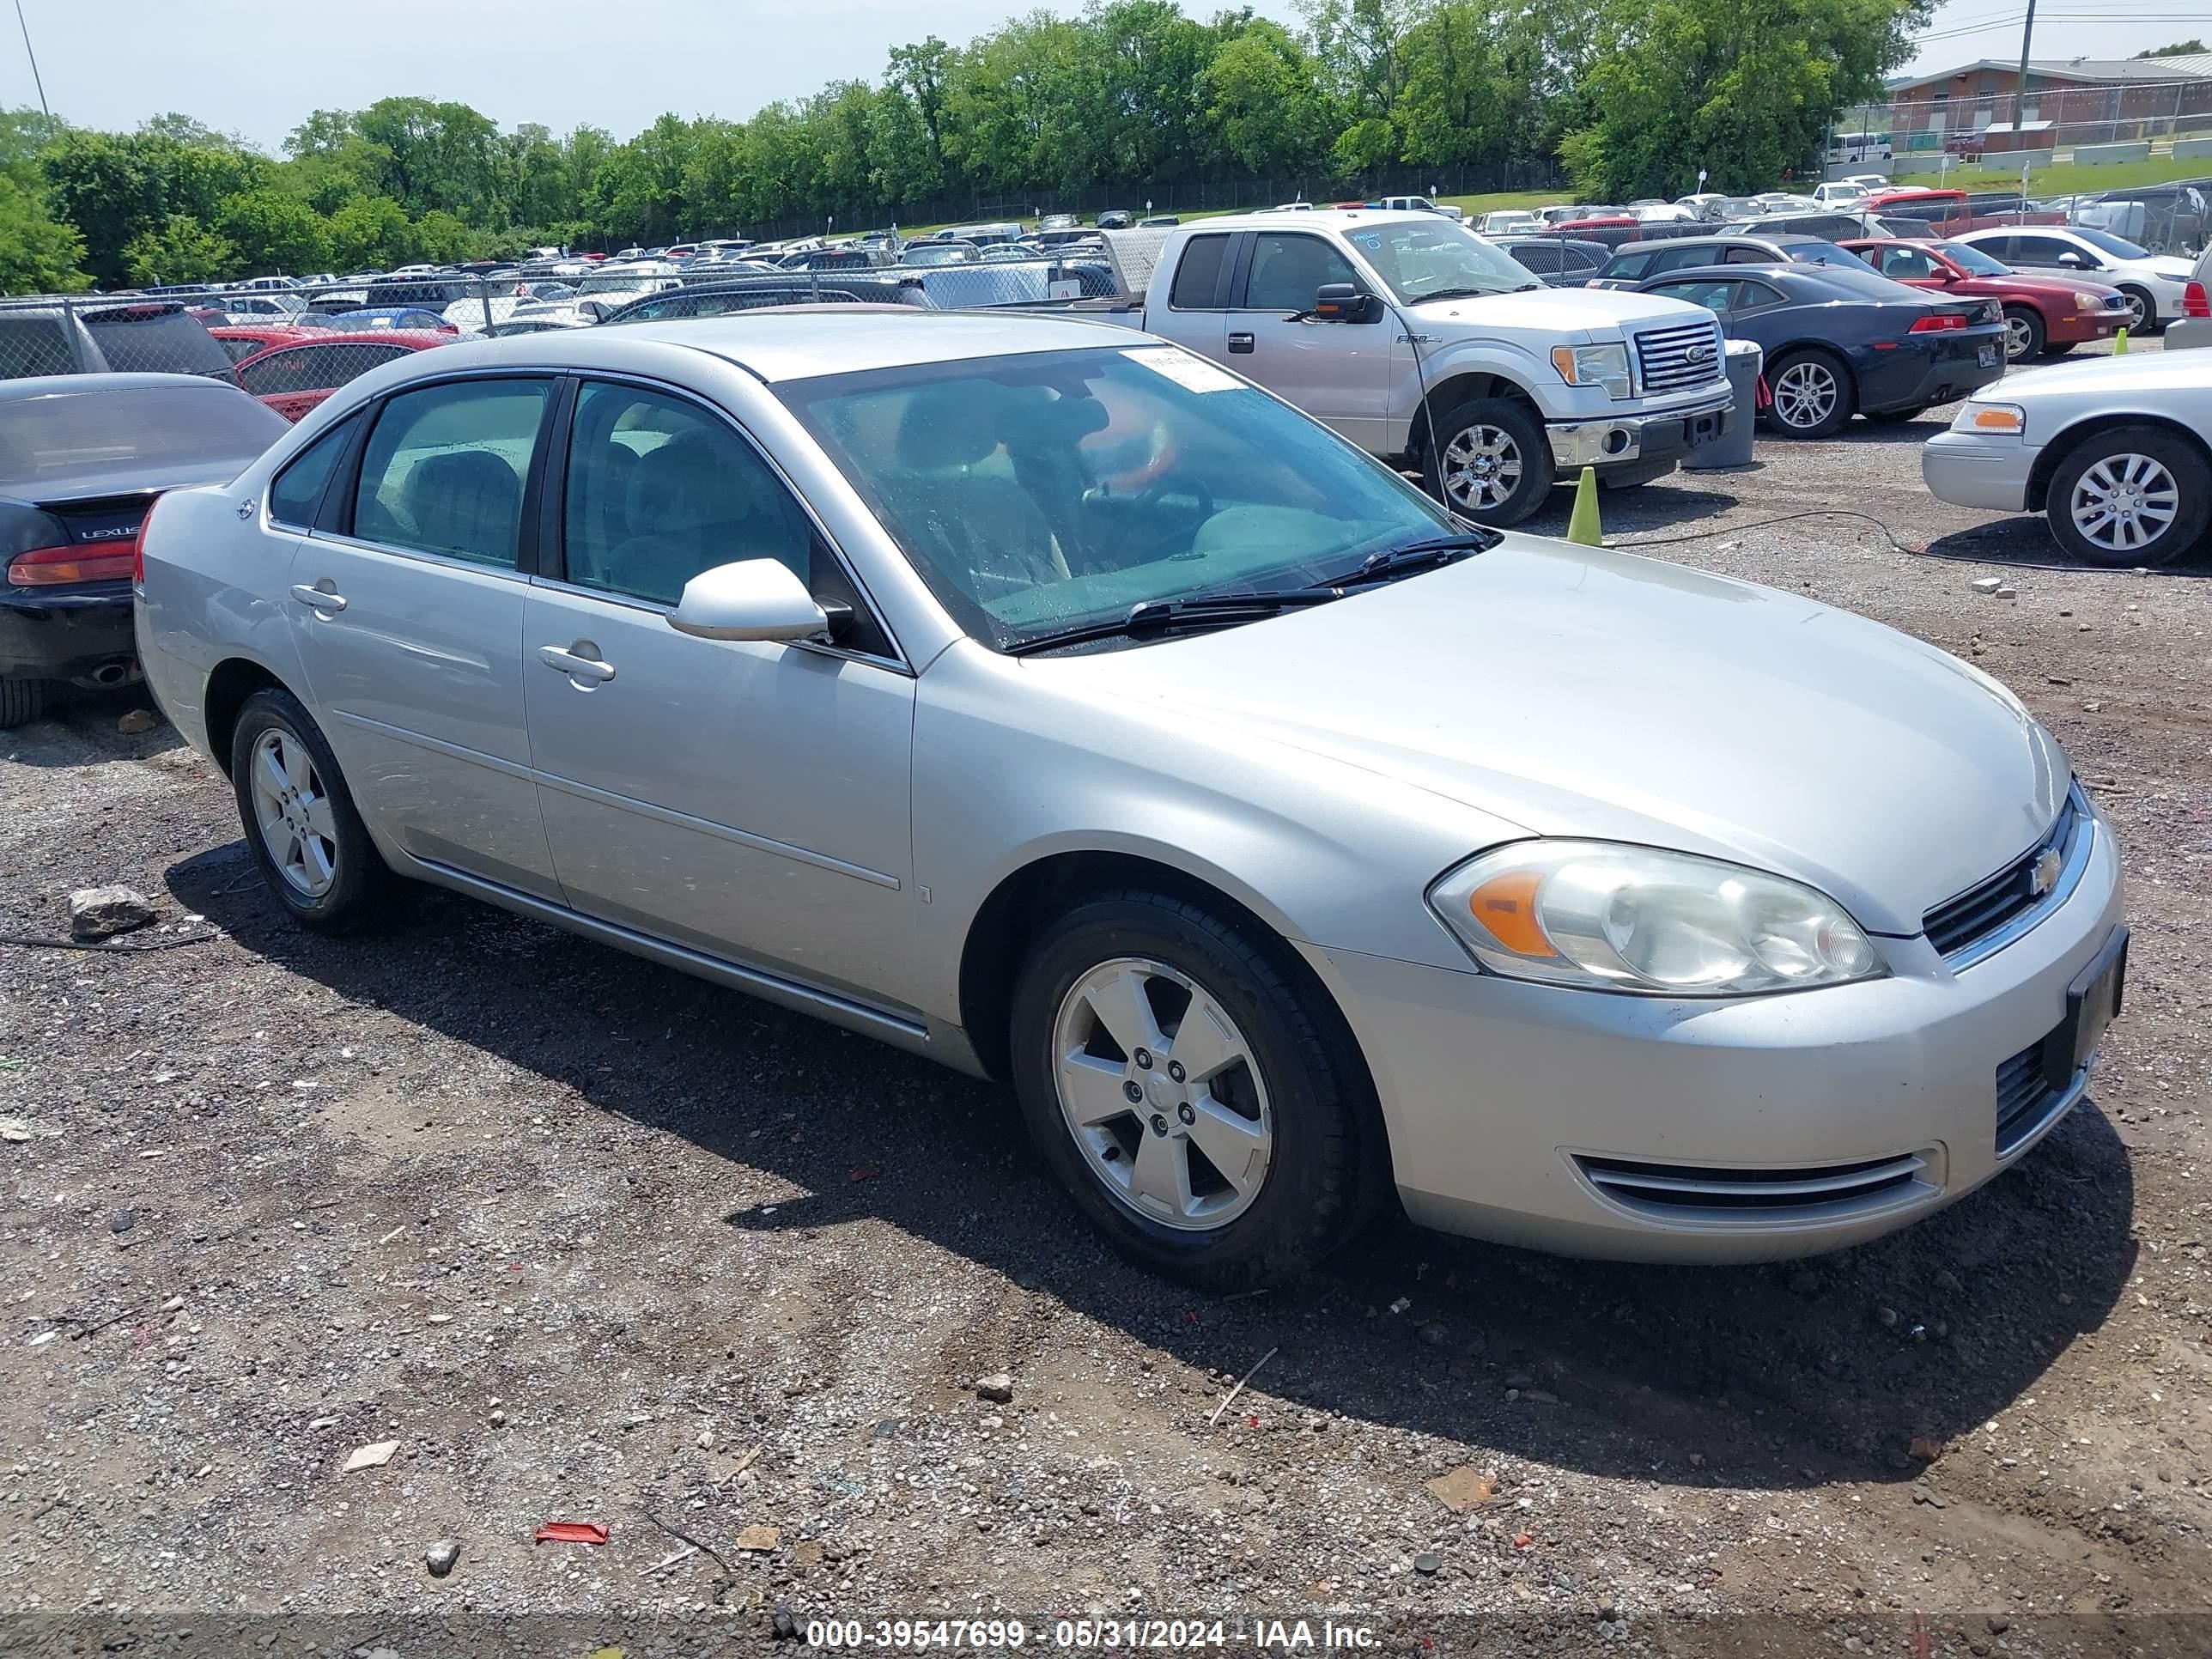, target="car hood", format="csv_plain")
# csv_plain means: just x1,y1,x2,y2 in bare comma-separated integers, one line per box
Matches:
1039,540,2069,936
1954,273,2118,303
1998,344,2212,400
1408,284,1712,343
